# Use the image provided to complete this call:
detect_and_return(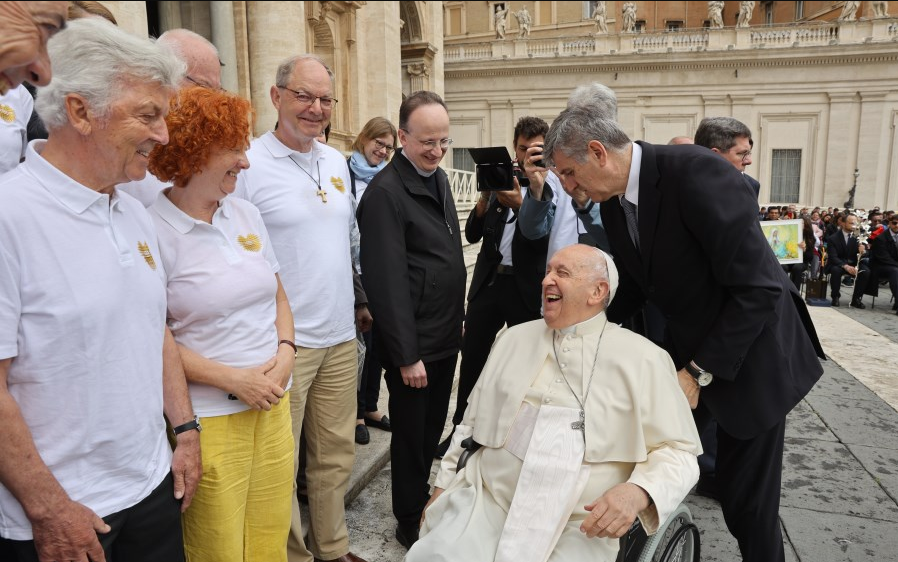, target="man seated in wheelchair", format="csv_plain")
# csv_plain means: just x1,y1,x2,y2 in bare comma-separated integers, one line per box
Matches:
407,245,701,562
